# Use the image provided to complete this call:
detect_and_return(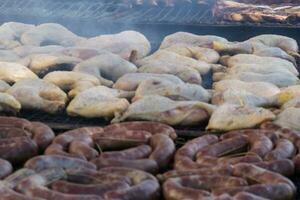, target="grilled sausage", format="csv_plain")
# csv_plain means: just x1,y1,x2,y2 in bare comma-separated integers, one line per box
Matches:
24,155,97,172
254,159,295,177
3,168,36,189
0,159,12,179
264,139,296,161
247,135,273,158
29,122,55,151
